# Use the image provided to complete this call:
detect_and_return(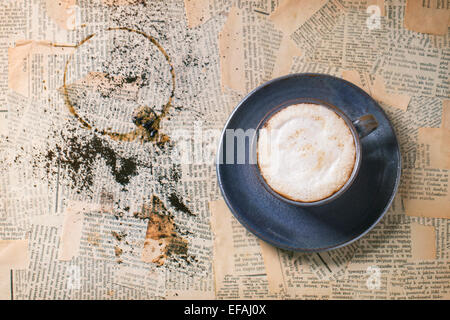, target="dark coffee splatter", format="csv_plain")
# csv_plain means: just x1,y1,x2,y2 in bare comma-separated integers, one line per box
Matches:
114,246,123,257
168,192,193,216
133,195,169,219
170,165,181,183
131,105,171,145
134,195,188,266
111,231,127,242
44,130,138,193
102,0,146,7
